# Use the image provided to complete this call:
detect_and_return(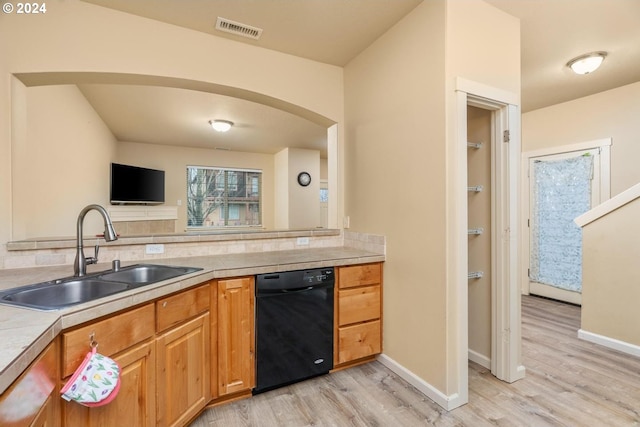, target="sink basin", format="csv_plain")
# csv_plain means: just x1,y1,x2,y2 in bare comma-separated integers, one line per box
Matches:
0,264,203,310
0,279,130,310
99,264,202,286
